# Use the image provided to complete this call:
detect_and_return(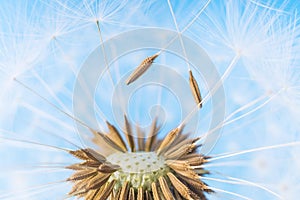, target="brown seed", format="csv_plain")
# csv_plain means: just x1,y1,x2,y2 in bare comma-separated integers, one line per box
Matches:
194,169,210,176
166,160,199,180
83,148,105,162
174,189,183,200
157,186,167,200
67,169,97,181
184,155,208,166
189,70,203,108
68,179,88,196
151,182,161,200
66,163,86,170
113,188,122,200
80,160,103,168
164,137,200,157
145,190,152,200
172,167,199,180
180,153,209,160
126,53,159,85
179,177,211,200
124,115,135,152
96,180,116,200
177,174,210,192
86,173,111,190
145,117,159,152
66,162,98,172
81,148,106,162
165,160,190,171
164,143,196,159
167,172,193,200
85,188,99,200
137,187,144,200
106,121,128,152
90,128,117,155
86,183,107,200
119,181,130,200
170,130,188,146
98,162,120,173
68,149,90,160
129,187,135,200
95,131,127,152
68,148,105,161
156,127,181,155
158,176,175,200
